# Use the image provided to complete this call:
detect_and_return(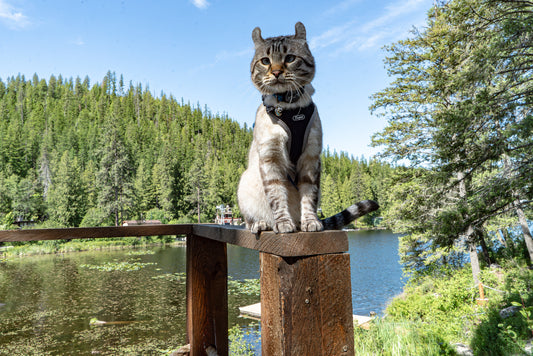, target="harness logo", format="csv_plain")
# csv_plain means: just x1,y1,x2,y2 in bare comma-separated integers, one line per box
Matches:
292,114,306,121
